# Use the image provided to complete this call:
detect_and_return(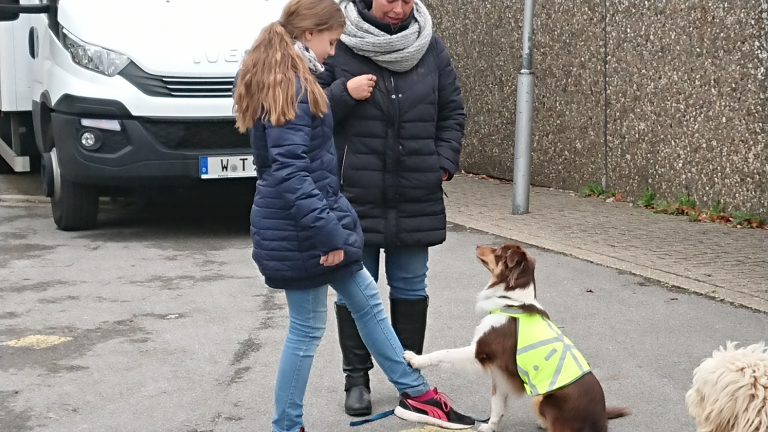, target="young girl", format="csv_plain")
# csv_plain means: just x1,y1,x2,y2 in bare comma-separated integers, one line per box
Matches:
233,0,475,431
